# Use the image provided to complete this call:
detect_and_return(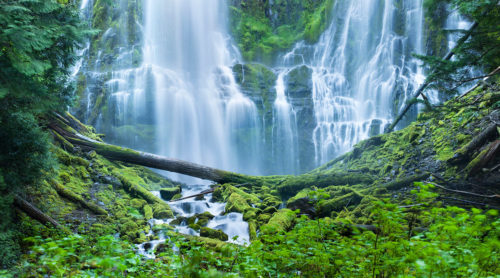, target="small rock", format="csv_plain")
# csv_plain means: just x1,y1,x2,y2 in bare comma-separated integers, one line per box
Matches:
160,186,182,201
